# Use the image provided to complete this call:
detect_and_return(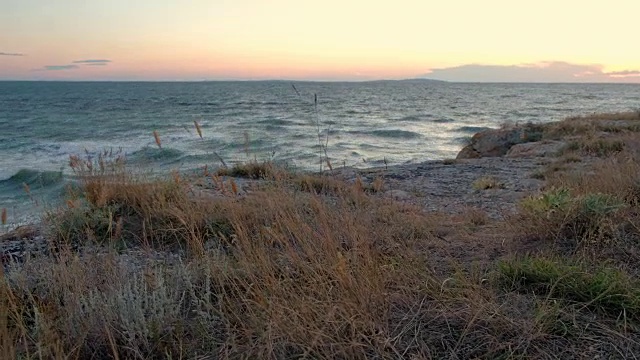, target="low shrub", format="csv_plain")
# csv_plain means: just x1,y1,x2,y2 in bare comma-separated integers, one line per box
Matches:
516,188,626,251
